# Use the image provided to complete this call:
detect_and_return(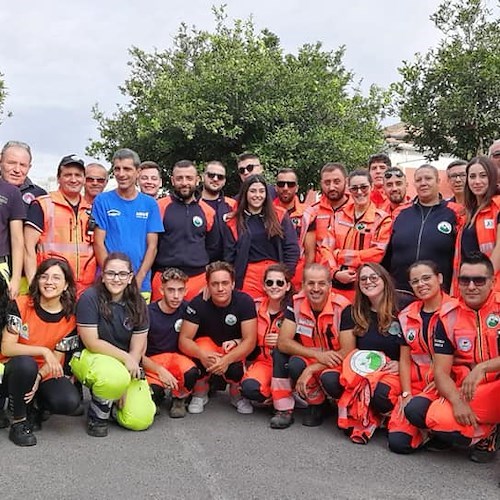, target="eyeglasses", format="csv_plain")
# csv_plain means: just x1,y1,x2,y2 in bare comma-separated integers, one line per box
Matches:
206,172,226,180
384,169,404,179
103,270,132,280
349,184,370,193
448,173,467,180
265,279,286,287
276,181,297,188
39,274,63,283
359,274,380,284
238,164,259,175
409,274,434,287
457,275,490,287
86,176,107,184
